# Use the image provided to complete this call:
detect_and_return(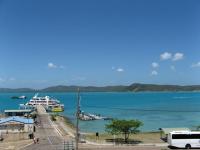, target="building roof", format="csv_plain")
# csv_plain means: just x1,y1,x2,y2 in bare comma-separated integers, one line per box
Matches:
160,128,190,134
4,109,32,113
0,116,33,124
